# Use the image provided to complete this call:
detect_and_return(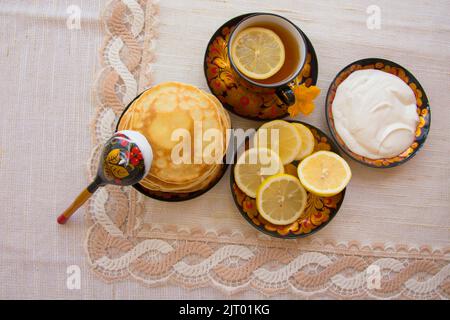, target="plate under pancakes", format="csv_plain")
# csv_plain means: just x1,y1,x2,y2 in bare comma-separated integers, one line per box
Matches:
117,82,230,195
